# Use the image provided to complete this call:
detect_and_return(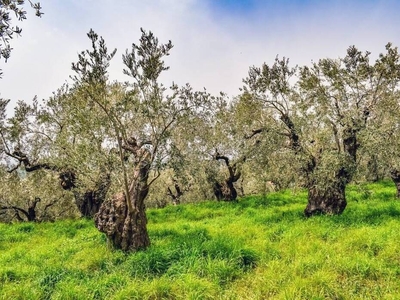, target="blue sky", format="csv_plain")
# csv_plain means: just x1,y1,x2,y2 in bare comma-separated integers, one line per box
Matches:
1,0,400,114
210,0,257,13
